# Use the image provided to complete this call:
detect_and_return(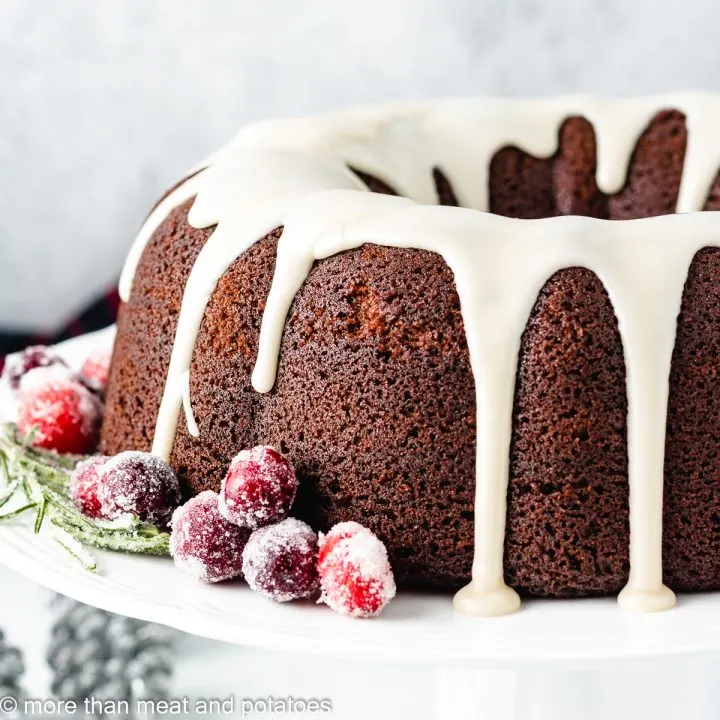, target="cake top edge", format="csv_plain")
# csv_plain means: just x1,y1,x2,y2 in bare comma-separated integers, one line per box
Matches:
120,93,720,302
